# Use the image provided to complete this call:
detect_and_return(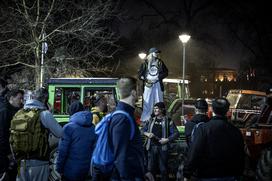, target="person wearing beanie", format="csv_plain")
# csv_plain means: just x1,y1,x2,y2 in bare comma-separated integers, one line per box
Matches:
57,101,96,181
185,98,209,148
138,47,168,122
141,102,179,181
183,98,245,181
